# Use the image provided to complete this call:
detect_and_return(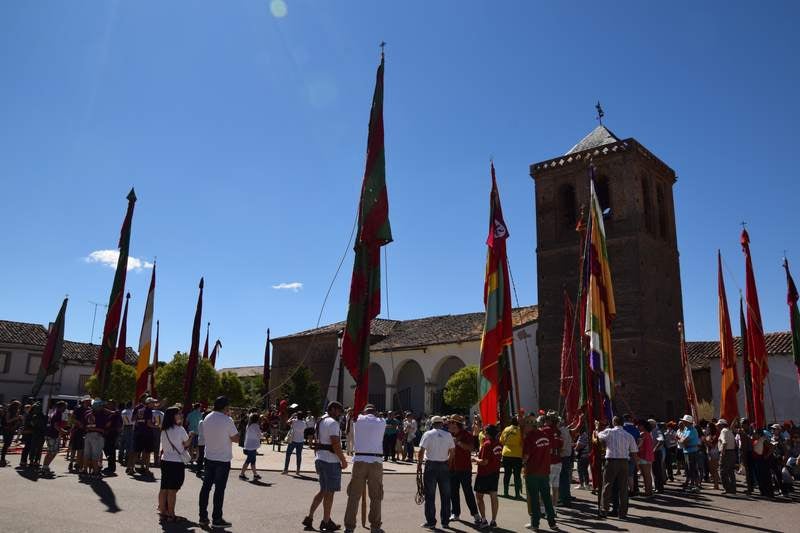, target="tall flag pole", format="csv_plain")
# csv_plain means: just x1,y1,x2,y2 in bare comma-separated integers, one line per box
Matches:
183,278,204,410
263,329,271,406
136,263,156,399
741,229,768,428
210,340,221,368
340,46,393,417
783,258,800,386
150,320,159,398
115,293,131,361
739,296,754,421
203,323,210,359
584,178,616,417
94,189,137,398
559,289,579,425
479,162,514,426
678,322,699,421
717,252,739,421
31,297,68,397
